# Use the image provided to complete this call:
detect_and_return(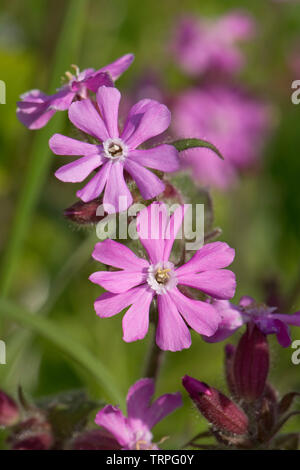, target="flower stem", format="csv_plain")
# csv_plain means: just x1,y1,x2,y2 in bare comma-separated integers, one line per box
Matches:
143,328,165,382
